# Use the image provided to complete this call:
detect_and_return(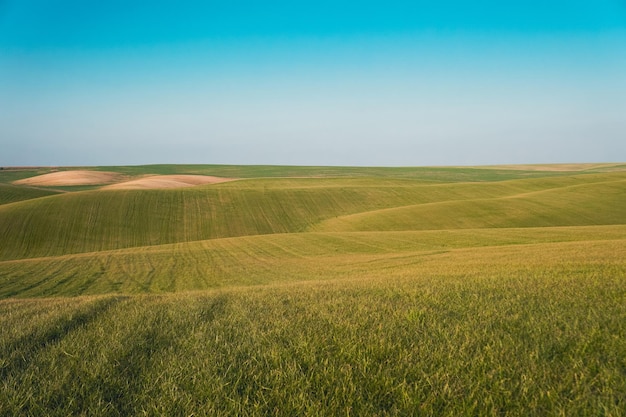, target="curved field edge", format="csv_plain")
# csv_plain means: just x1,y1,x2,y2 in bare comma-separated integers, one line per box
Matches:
1,226,624,298
0,184,61,205
1,178,443,260
1,173,625,261
1,264,625,416
312,177,626,232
